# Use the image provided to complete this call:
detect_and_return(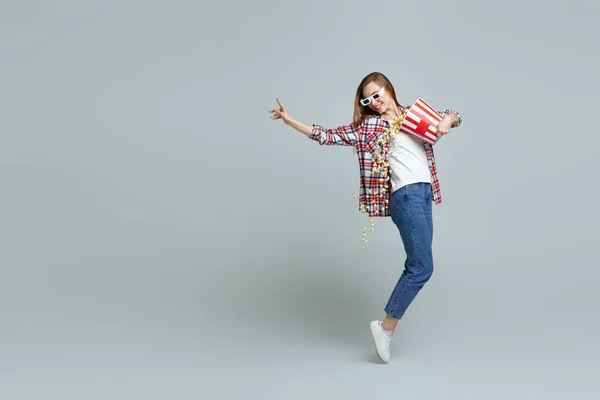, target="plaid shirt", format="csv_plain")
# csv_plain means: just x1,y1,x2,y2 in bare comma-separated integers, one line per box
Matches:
309,108,462,217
